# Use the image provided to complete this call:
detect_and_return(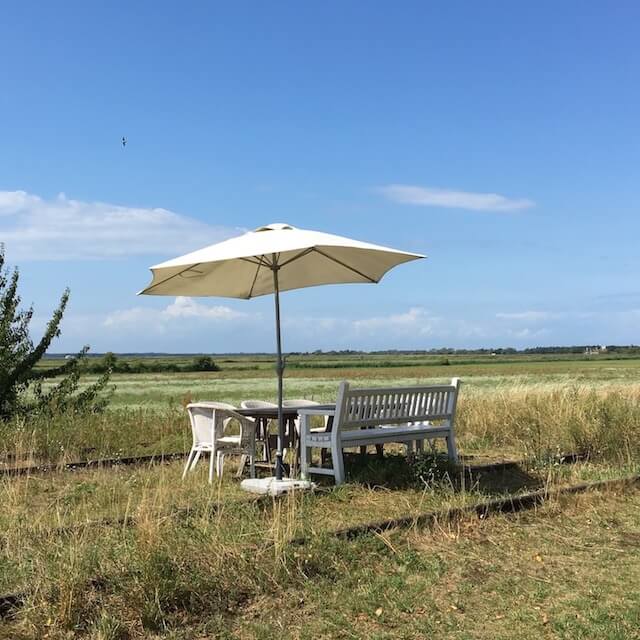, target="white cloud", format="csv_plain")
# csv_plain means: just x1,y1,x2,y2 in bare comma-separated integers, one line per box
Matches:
54,303,631,352
0,190,242,260
496,311,562,321
506,327,550,339
353,307,442,336
378,184,534,212
103,296,249,334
